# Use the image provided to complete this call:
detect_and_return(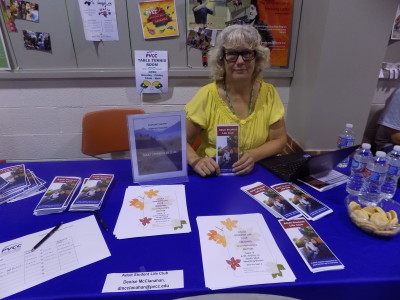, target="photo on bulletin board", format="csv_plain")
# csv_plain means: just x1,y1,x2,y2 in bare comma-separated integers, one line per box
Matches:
127,111,188,184
186,0,228,30
9,0,39,23
391,5,400,40
138,0,179,39
22,30,51,52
